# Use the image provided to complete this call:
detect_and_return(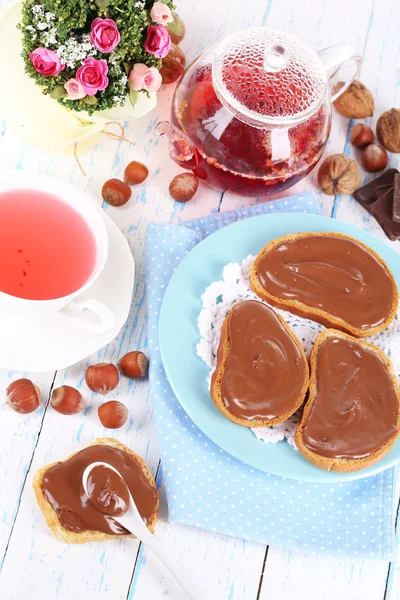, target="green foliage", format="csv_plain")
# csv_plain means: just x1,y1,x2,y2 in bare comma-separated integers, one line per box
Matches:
129,87,138,109
83,95,98,105
95,0,109,10
19,0,175,115
50,85,67,99
42,0,89,32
